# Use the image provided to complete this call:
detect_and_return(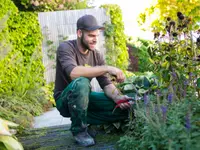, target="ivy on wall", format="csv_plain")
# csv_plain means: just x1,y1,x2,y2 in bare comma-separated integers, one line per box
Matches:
101,4,129,70
0,0,18,19
0,11,45,94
